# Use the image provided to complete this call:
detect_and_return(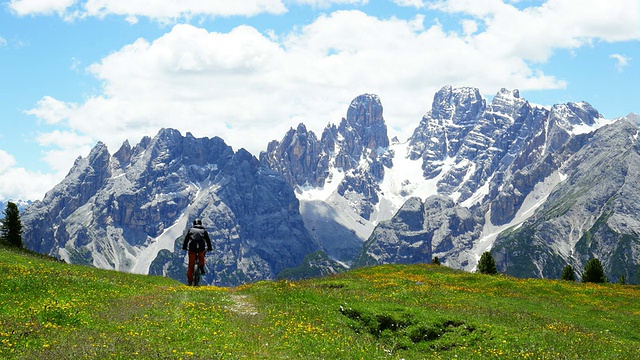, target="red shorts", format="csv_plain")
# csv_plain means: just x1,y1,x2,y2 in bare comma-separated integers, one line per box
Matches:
187,251,206,284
